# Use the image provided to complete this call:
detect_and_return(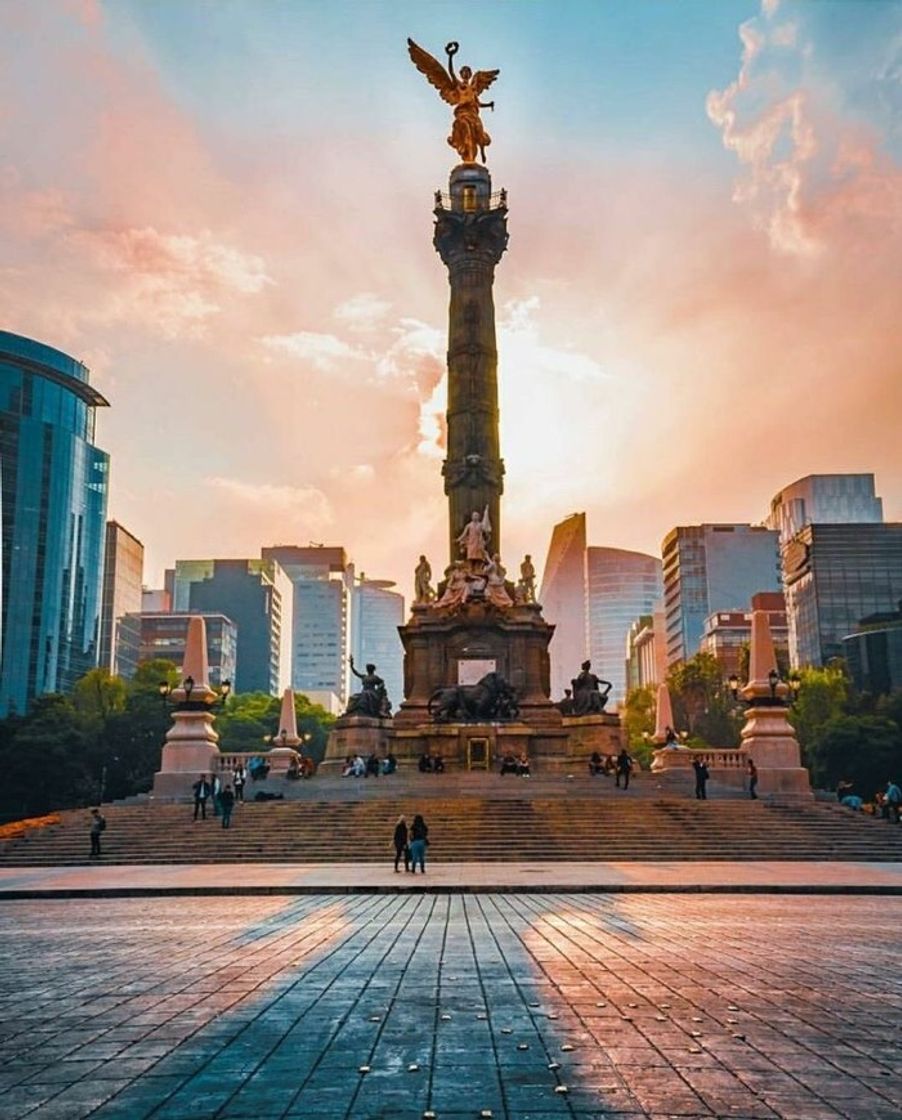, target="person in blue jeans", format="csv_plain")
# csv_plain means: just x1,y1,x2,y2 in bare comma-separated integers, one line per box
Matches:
409,813,429,873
